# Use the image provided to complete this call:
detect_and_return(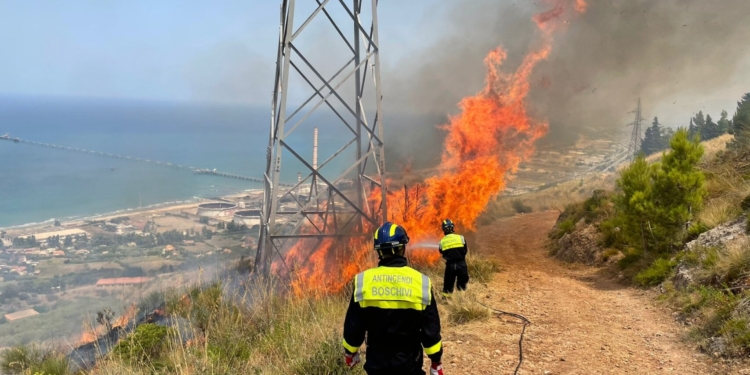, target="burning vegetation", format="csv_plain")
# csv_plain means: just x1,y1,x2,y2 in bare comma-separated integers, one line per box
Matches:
277,0,588,296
